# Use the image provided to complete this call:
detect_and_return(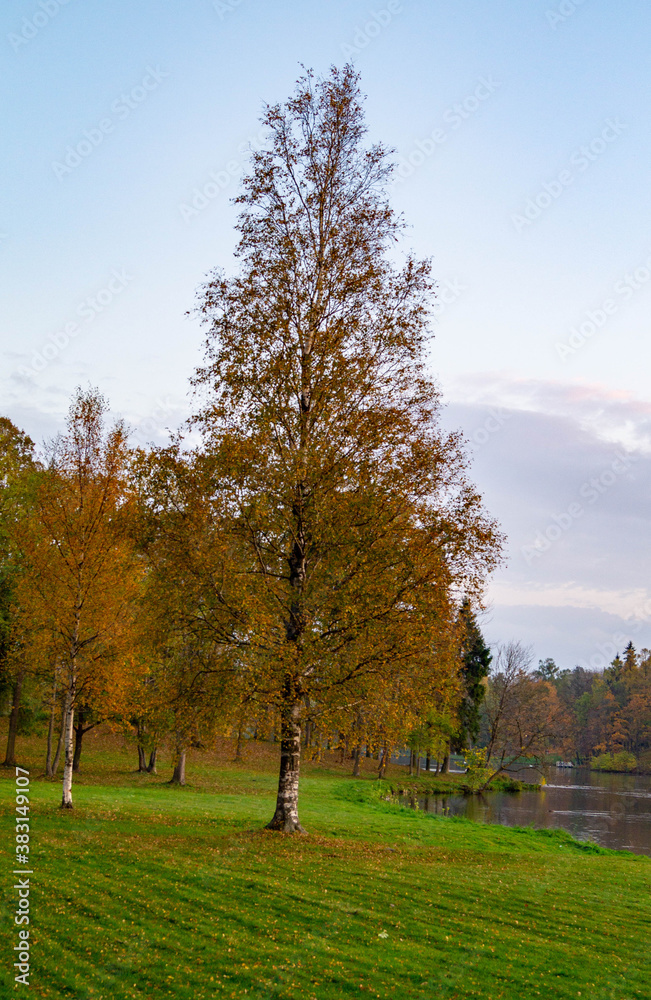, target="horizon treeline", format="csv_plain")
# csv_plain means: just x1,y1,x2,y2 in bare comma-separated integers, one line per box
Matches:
534,644,651,771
